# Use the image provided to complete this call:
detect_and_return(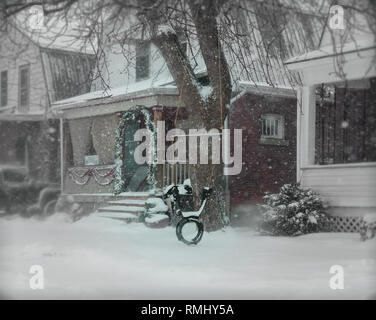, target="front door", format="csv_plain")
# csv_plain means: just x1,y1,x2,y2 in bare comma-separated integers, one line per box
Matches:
124,120,141,190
